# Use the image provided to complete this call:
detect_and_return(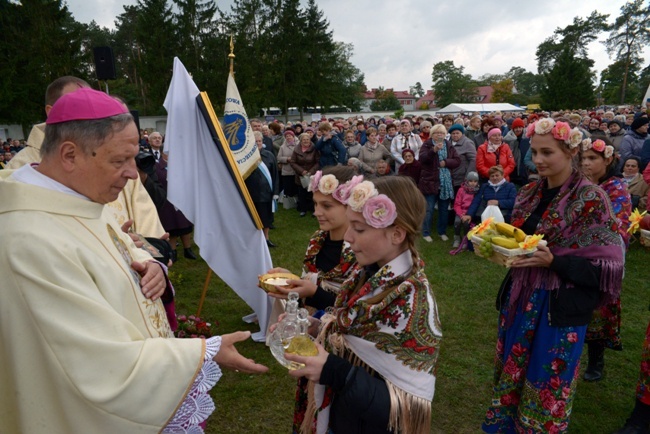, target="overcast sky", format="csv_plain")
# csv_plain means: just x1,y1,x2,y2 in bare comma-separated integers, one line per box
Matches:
65,0,645,92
